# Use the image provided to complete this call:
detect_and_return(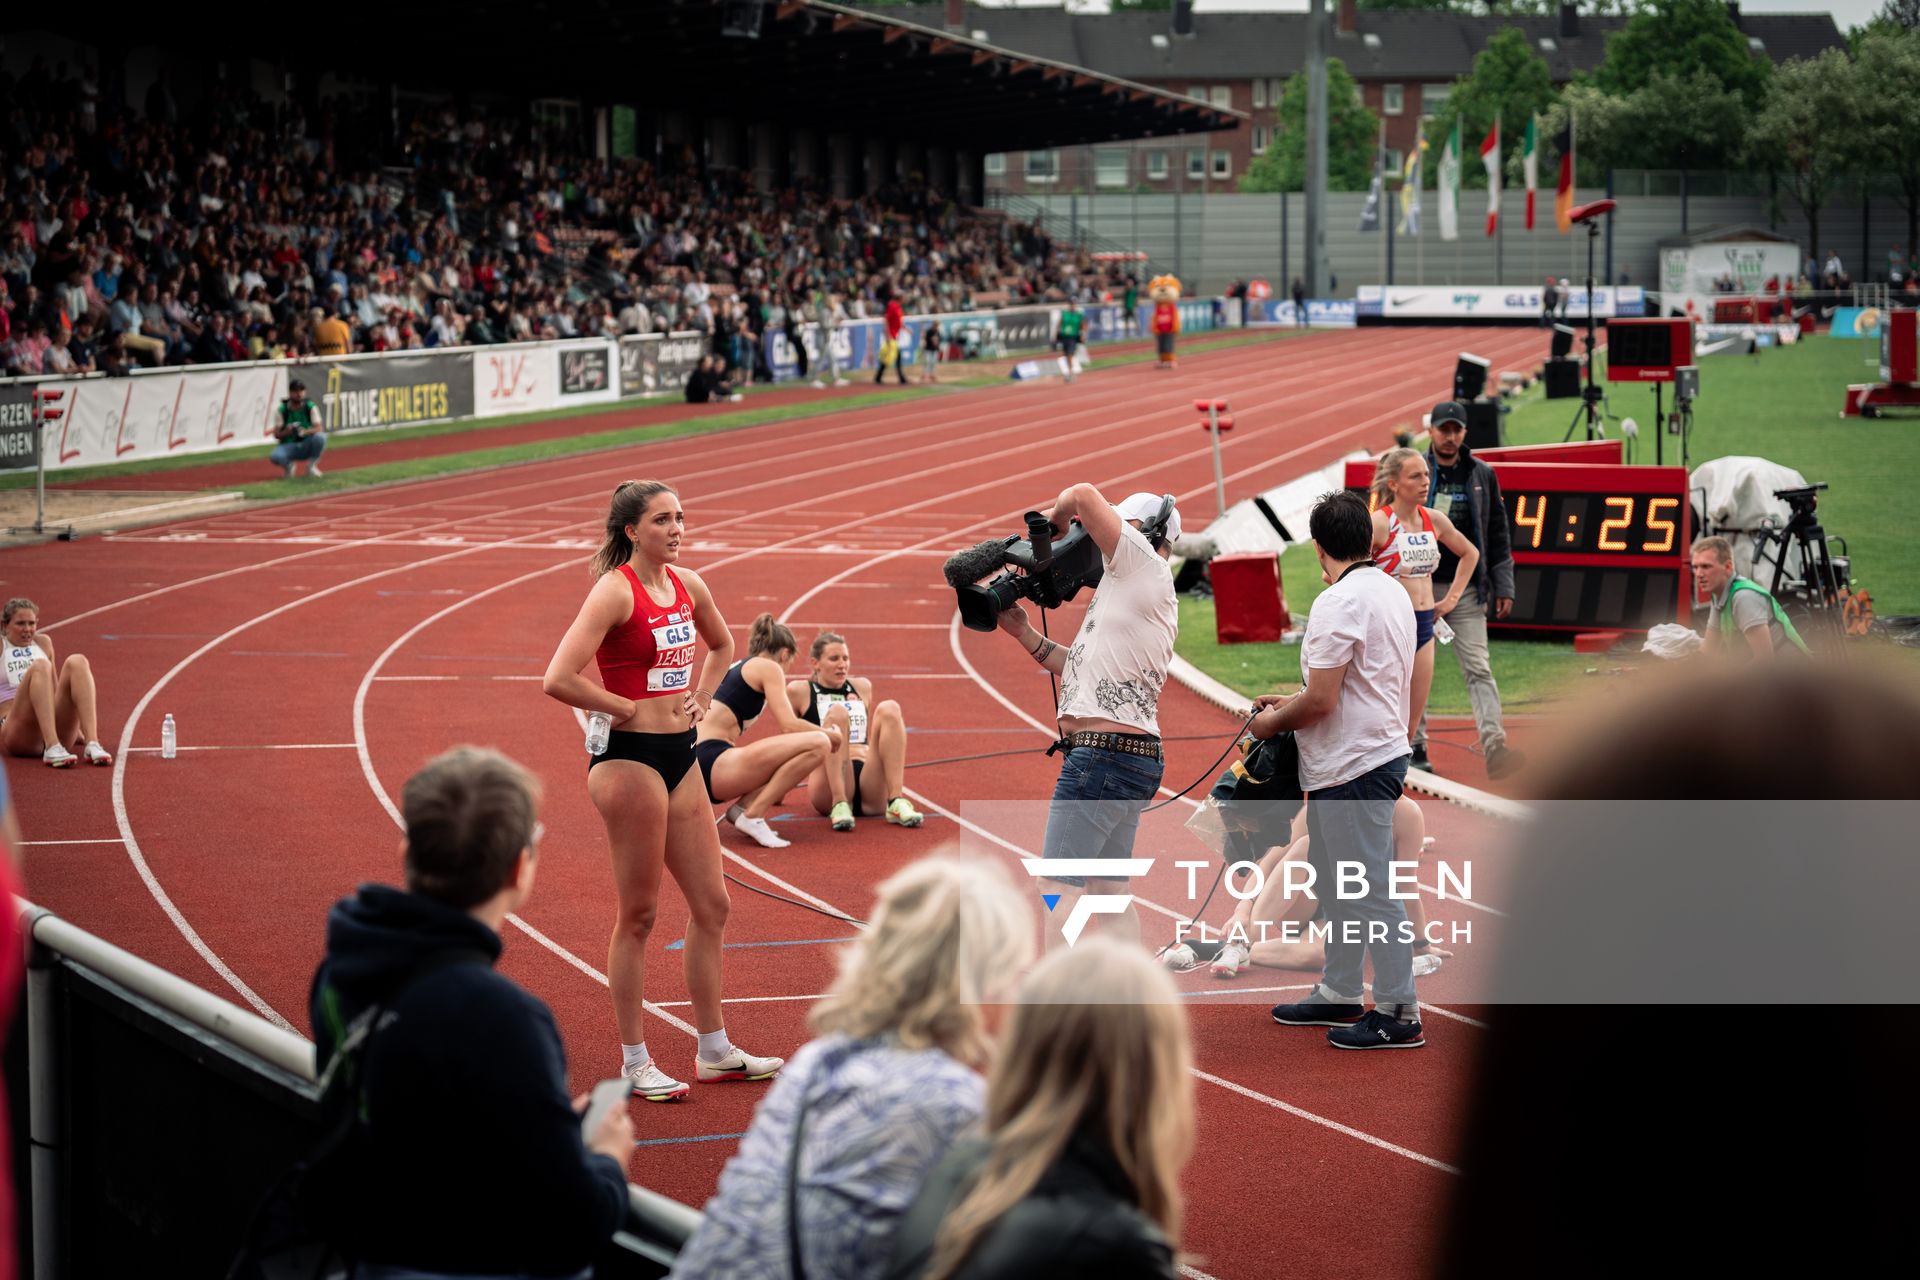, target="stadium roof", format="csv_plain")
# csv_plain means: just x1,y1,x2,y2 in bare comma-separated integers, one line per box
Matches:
60,0,1240,152
866,5,1846,82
